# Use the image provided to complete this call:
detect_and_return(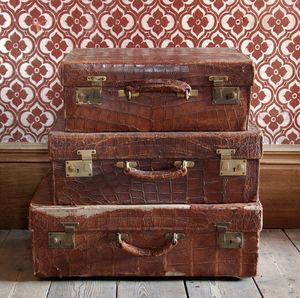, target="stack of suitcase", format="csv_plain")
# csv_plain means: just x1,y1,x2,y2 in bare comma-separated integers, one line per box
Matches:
29,48,262,278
